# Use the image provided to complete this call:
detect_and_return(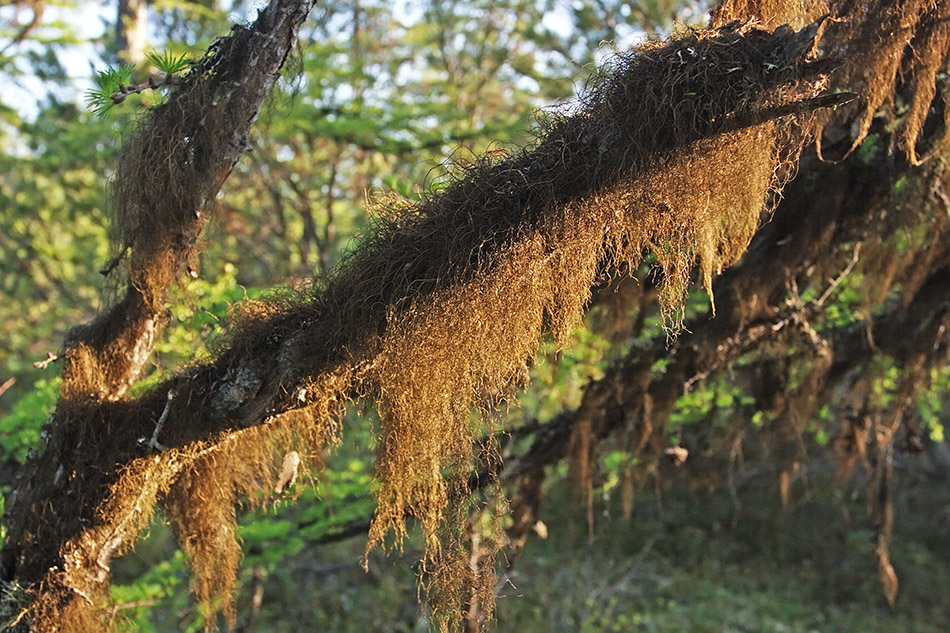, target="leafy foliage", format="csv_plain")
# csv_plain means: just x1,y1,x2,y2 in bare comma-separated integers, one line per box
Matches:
85,49,195,118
